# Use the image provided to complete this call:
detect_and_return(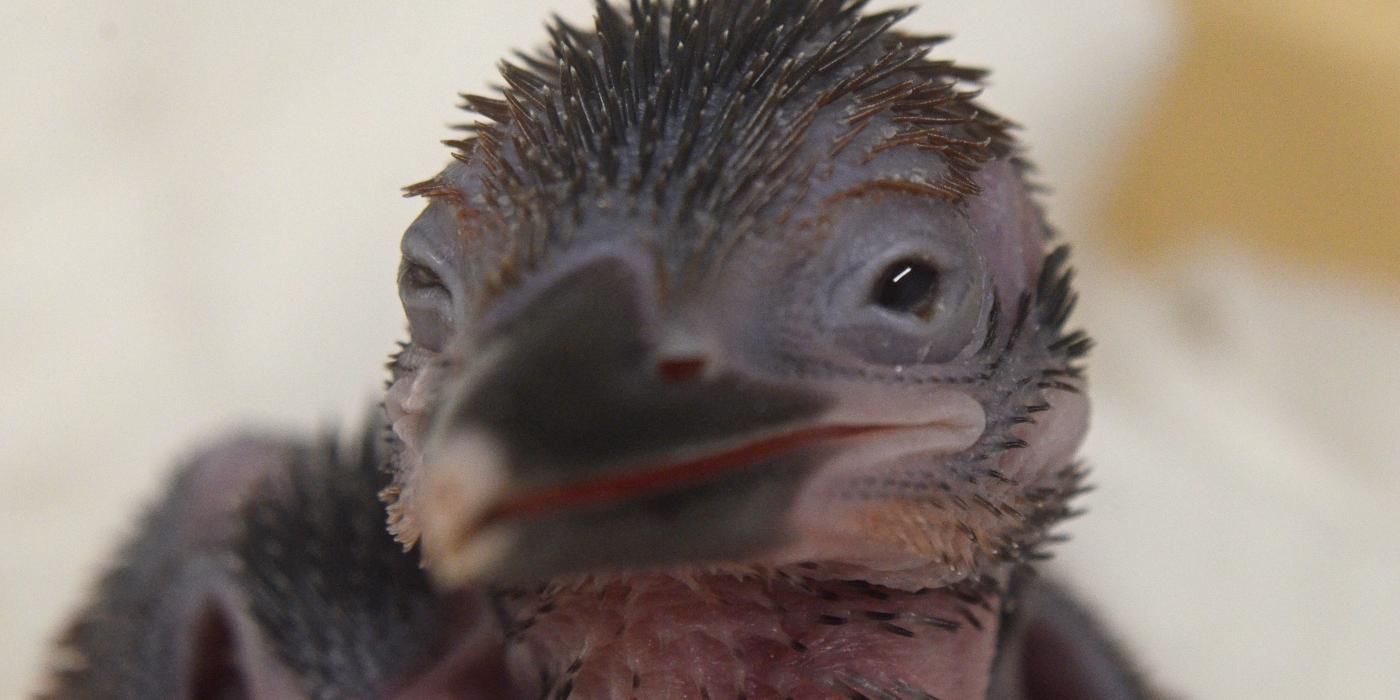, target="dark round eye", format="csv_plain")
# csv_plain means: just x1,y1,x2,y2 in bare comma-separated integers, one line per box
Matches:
400,260,447,294
872,258,940,320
